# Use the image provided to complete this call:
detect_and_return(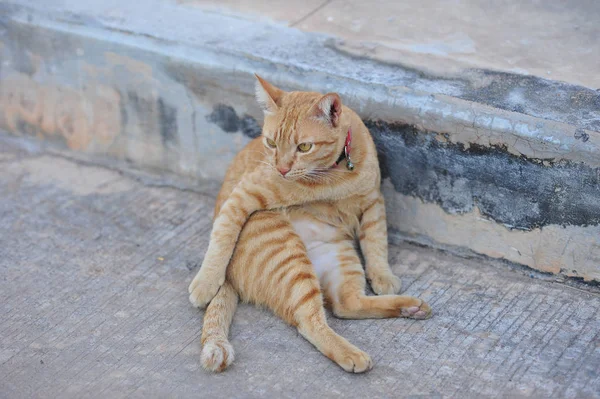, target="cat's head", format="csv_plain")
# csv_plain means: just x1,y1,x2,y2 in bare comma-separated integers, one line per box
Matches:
255,75,348,181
